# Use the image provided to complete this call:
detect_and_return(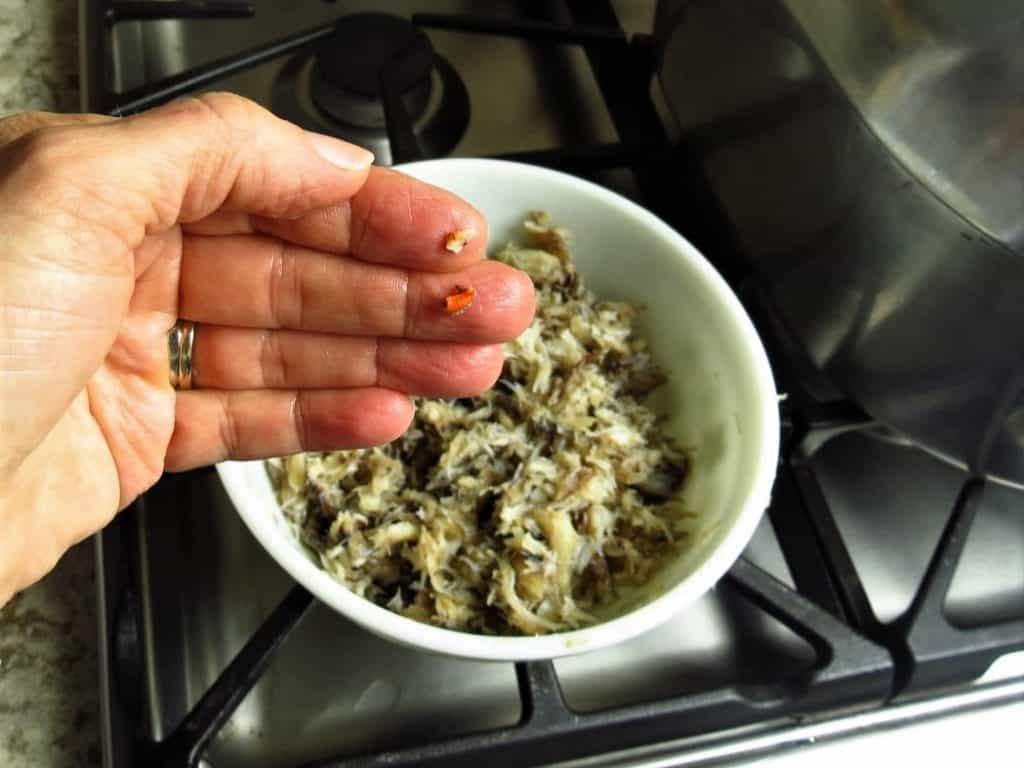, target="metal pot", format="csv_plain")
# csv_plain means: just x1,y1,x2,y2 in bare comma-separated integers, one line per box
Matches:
655,0,1024,485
